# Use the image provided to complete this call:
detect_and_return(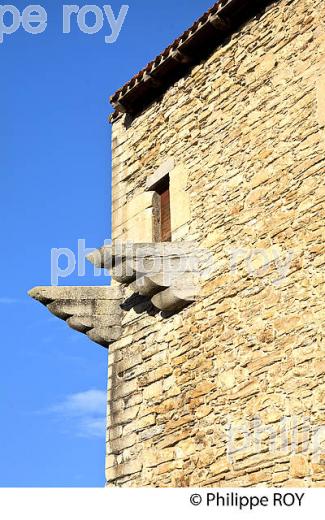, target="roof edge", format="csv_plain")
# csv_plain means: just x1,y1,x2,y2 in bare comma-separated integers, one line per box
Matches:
109,0,273,122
